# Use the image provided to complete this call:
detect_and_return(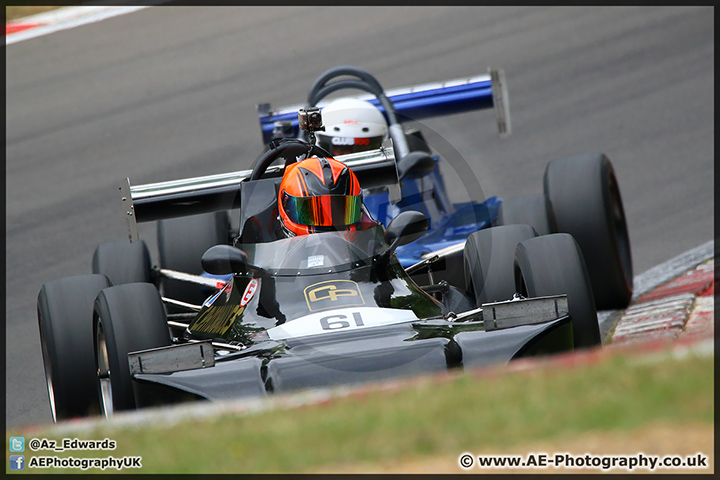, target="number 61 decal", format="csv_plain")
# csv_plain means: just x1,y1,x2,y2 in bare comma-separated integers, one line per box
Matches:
265,307,419,341
320,312,365,330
